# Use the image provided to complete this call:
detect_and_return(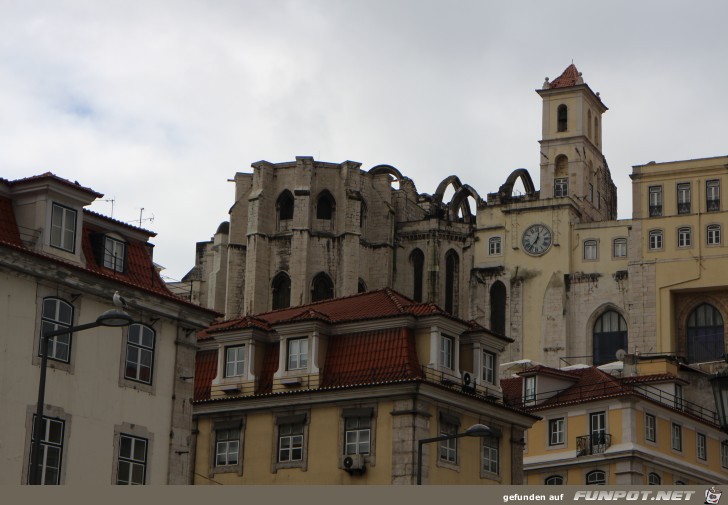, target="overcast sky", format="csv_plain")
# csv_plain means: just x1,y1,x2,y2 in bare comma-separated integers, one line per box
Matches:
2,0,727,281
